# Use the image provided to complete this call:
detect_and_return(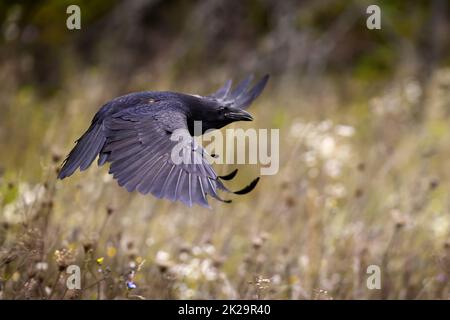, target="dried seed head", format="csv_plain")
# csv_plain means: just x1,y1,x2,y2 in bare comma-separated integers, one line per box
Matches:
444,240,450,249
429,178,439,190
158,265,168,273
280,181,290,190
66,289,81,300
354,188,363,198
285,196,296,207
251,275,271,291
27,269,37,279
391,209,408,229
54,248,75,271
252,233,269,250
212,255,225,268
395,220,405,229
313,289,333,300
126,241,134,251
82,241,93,253
179,244,191,255
44,200,54,209
128,252,137,261
106,206,115,216
157,262,171,274
252,237,263,250
155,250,172,273
52,153,62,164
24,278,39,299
260,232,269,242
